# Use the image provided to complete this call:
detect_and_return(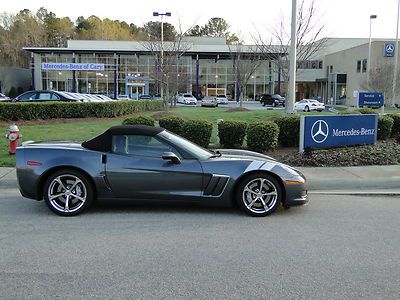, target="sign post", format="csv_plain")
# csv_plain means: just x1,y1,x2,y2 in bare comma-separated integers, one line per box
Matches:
299,115,378,153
